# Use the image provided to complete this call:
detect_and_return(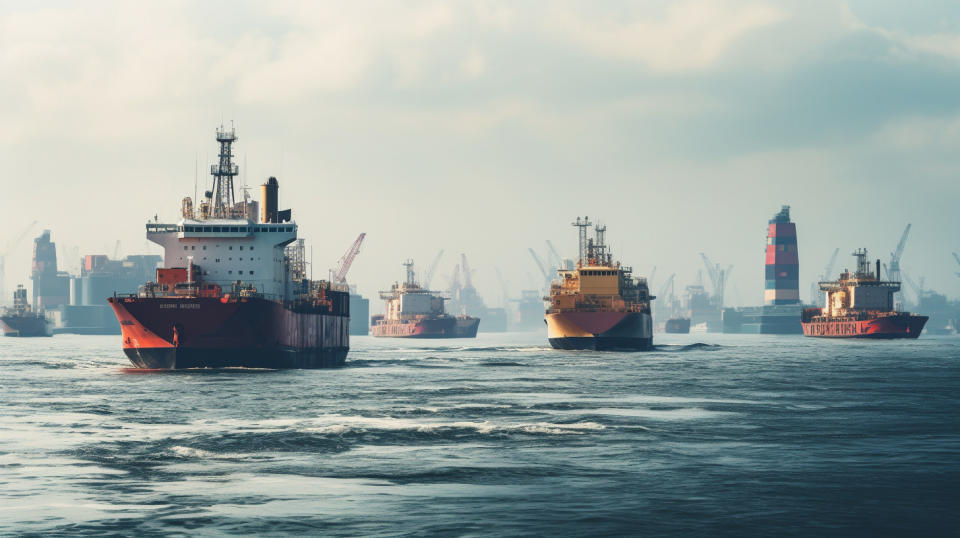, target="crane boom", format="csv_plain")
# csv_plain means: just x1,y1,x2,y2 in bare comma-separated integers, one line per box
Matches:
330,233,366,284
823,248,840,279
423,249,444,289
460,253,473,289
528,248,551,282
657,273,676,298
699,253,719,294
0,220,39,304
953,252,960,276
545,240,563,269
